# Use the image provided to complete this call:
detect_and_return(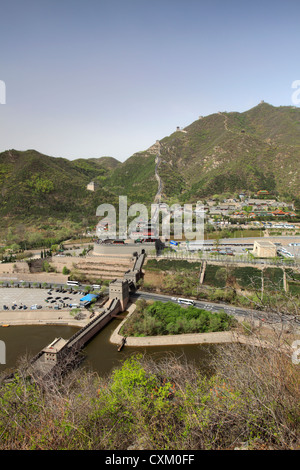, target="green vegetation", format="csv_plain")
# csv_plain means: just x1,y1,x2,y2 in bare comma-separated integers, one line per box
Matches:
142,260,300,314
158,103,300,202
0,349,298,450
203,265,227,288
145,259,300,295
120,300,236,337
27,175,54,194
0,149,119,237
0,103,299,237
145,259,202,272
62,266,70,275
42,260,55,273
102,151,158,204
